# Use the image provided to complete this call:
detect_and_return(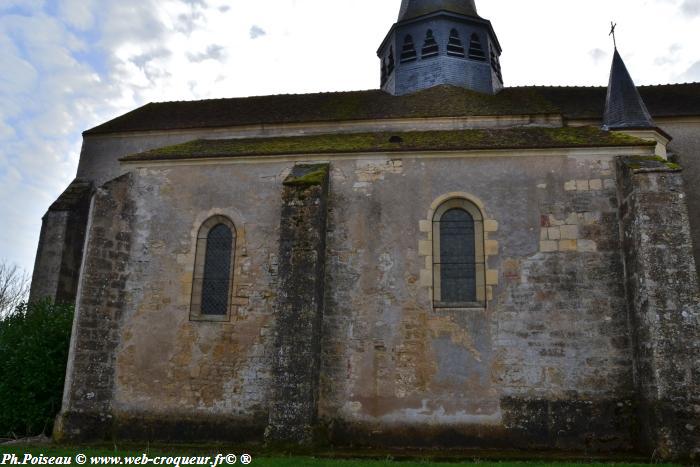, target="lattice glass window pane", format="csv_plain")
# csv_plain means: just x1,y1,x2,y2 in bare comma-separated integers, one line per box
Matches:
439,209,476,302
201,224,232,315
